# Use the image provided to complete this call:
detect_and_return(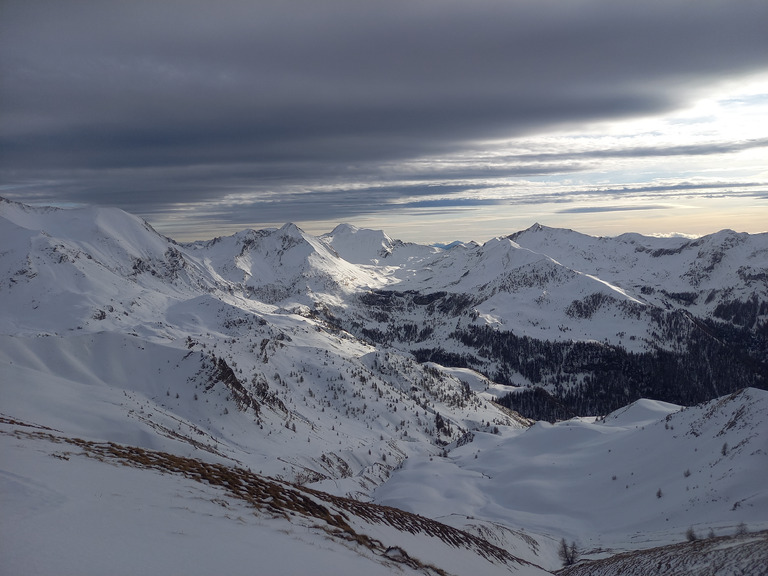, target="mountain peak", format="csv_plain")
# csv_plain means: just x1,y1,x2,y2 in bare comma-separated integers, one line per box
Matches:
329,223,360,235
279,222,305,236
321,223,395,264
515,222,581,237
